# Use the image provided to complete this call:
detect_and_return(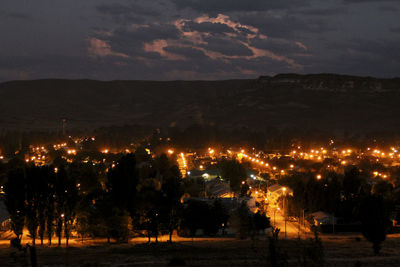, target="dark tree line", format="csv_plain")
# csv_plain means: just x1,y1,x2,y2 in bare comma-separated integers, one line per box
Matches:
2,151,271,246
279,165,394,254
3,162,78,246
2,153,186,246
